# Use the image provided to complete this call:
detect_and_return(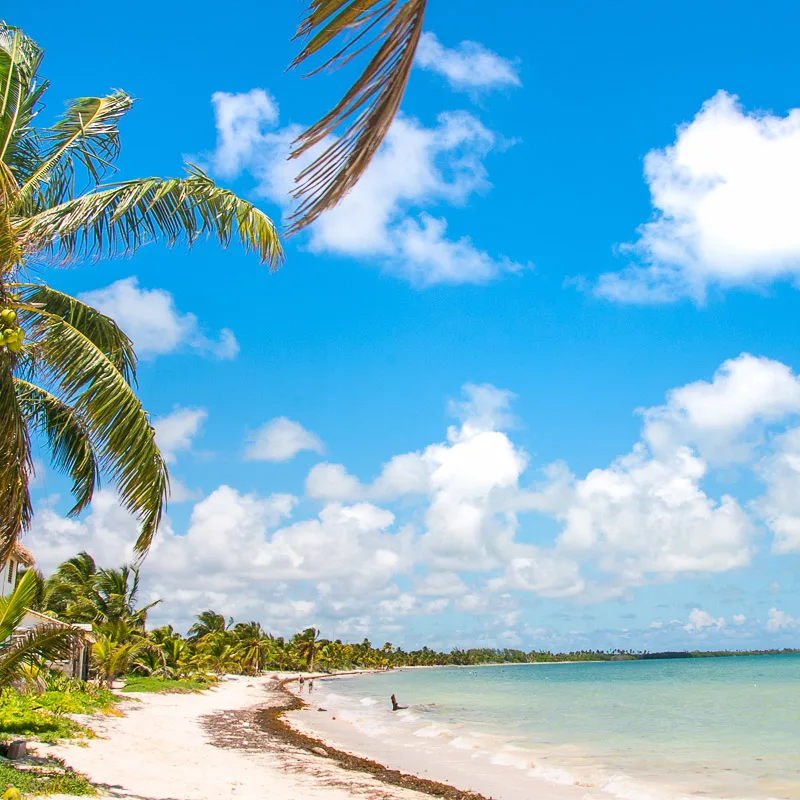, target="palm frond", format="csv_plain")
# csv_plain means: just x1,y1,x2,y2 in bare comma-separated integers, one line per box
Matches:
15,378,100,516
17,165,283,268
17,91,134,210
288,0,427,232
0,22,48,181
0,624,78,688
0,352,32,560
0,568,38,638
17,283,137,383
25,308,169,553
